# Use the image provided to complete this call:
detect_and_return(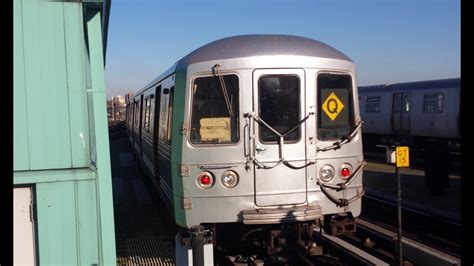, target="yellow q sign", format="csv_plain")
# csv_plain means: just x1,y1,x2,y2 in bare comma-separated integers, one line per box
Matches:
322,92,344,121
